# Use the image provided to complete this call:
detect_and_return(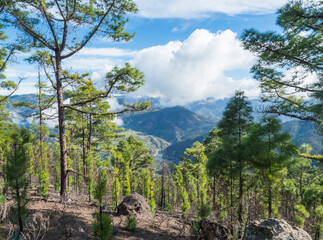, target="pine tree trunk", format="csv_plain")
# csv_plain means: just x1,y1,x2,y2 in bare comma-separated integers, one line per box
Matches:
55,52,68,199
161,165,165,208
300,168,303,201
268,178,272,218
230,159,233,236
16,179,23,235
87,113,92,151
238,112,243,239
82,126,87,184
213,173,216,210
